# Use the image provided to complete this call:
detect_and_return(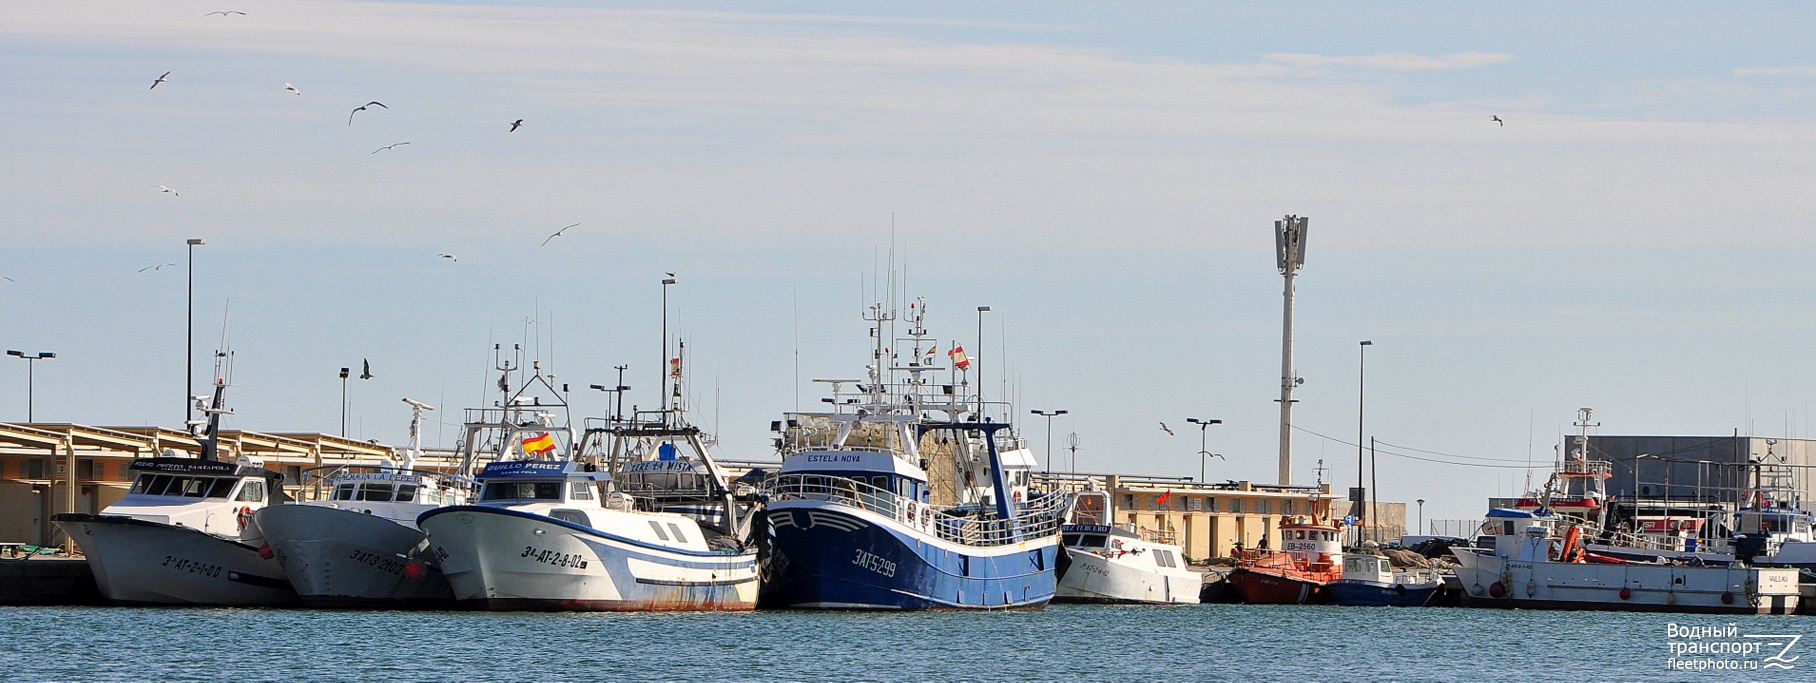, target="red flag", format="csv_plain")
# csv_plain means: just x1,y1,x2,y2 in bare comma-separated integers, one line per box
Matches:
1156,490,1172,505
